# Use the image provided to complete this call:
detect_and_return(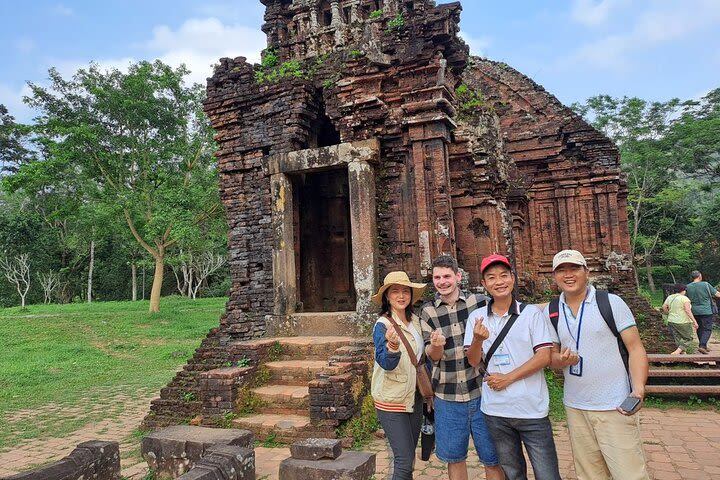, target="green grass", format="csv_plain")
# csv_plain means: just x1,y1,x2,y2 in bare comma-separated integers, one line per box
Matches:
639,287,664,308
0,296,226,449
545,369,566,422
